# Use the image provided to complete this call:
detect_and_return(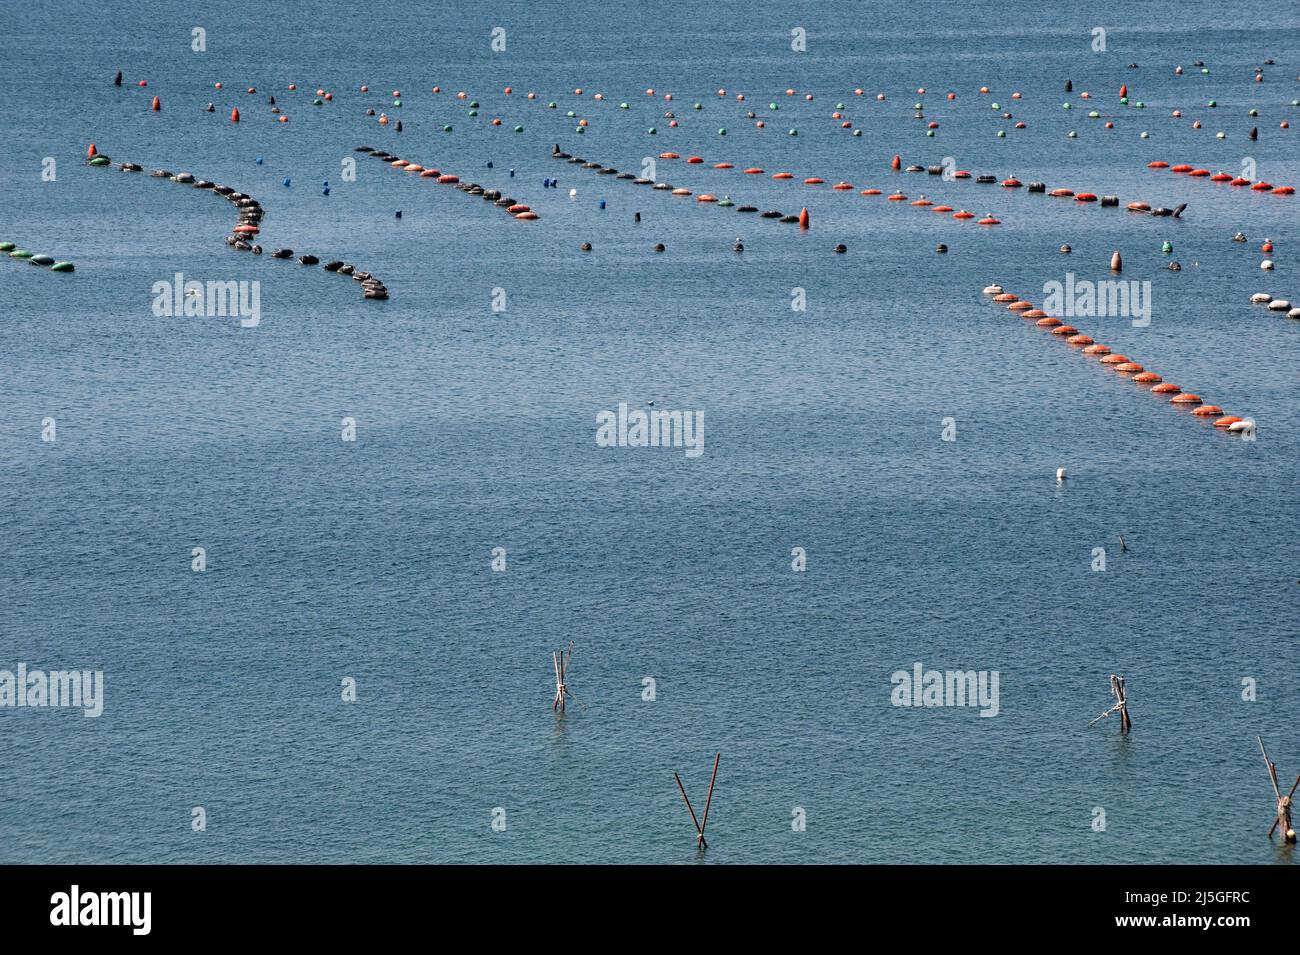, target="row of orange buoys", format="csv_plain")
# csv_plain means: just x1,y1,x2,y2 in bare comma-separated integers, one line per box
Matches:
1147,160,1295,195
360,145,540,220
642,149,1000,224
981,283,1254,434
